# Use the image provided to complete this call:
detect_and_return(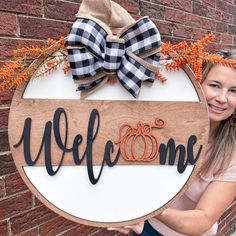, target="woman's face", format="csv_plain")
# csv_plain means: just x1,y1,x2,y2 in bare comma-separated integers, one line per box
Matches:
201,64,236,124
